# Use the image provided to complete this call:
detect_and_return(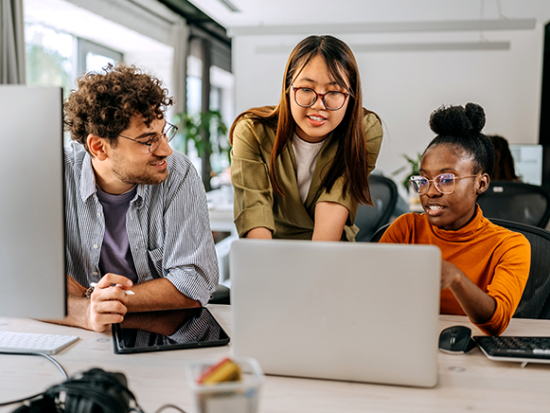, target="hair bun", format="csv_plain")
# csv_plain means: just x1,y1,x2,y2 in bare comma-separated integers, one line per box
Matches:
429,102,485,136
464,103,485,133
